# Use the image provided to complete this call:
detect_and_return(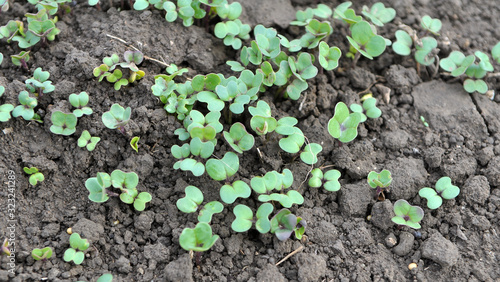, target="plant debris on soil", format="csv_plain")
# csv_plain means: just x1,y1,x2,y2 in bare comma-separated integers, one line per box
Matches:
0,0,499,281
